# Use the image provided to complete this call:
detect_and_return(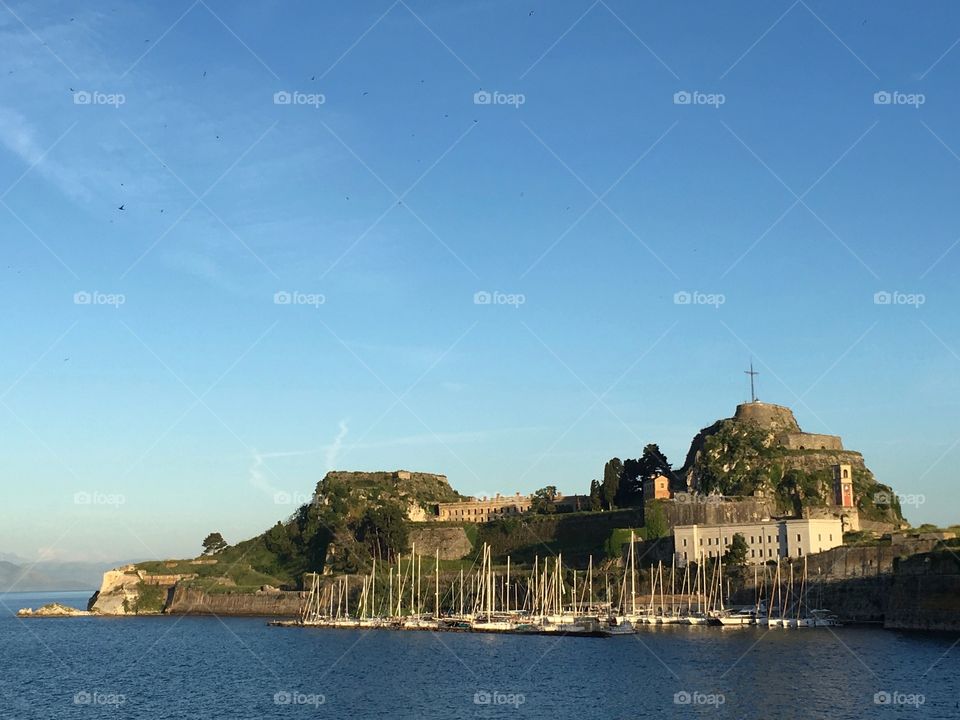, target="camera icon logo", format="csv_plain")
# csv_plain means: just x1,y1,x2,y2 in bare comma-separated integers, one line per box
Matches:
74,291,92,305
73,691,92,705
473,90,492,105
673,91,691,105
873,291,891,305
273,91,292,105
873,91,892,105
273,291,292,305
874,691,892,705
73,91,92,105
473,290,492,305
274,690,292,705
673,290,691,305
674,691,692,705
473,690,492,705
